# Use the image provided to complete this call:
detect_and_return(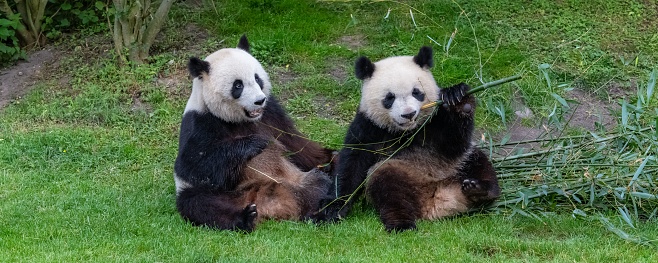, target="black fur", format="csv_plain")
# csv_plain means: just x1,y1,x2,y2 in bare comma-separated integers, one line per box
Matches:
238,34,250,52
458,148,501,206
176,187,258,231
255,74,264,90
412,88,425,102
318,83,499,229
412,46,434,68
382,92,395,109
232,80,244,99
175,95,334,231
366,164,422,232
355,56,375,80
175,111,269,191
188,57,210,79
